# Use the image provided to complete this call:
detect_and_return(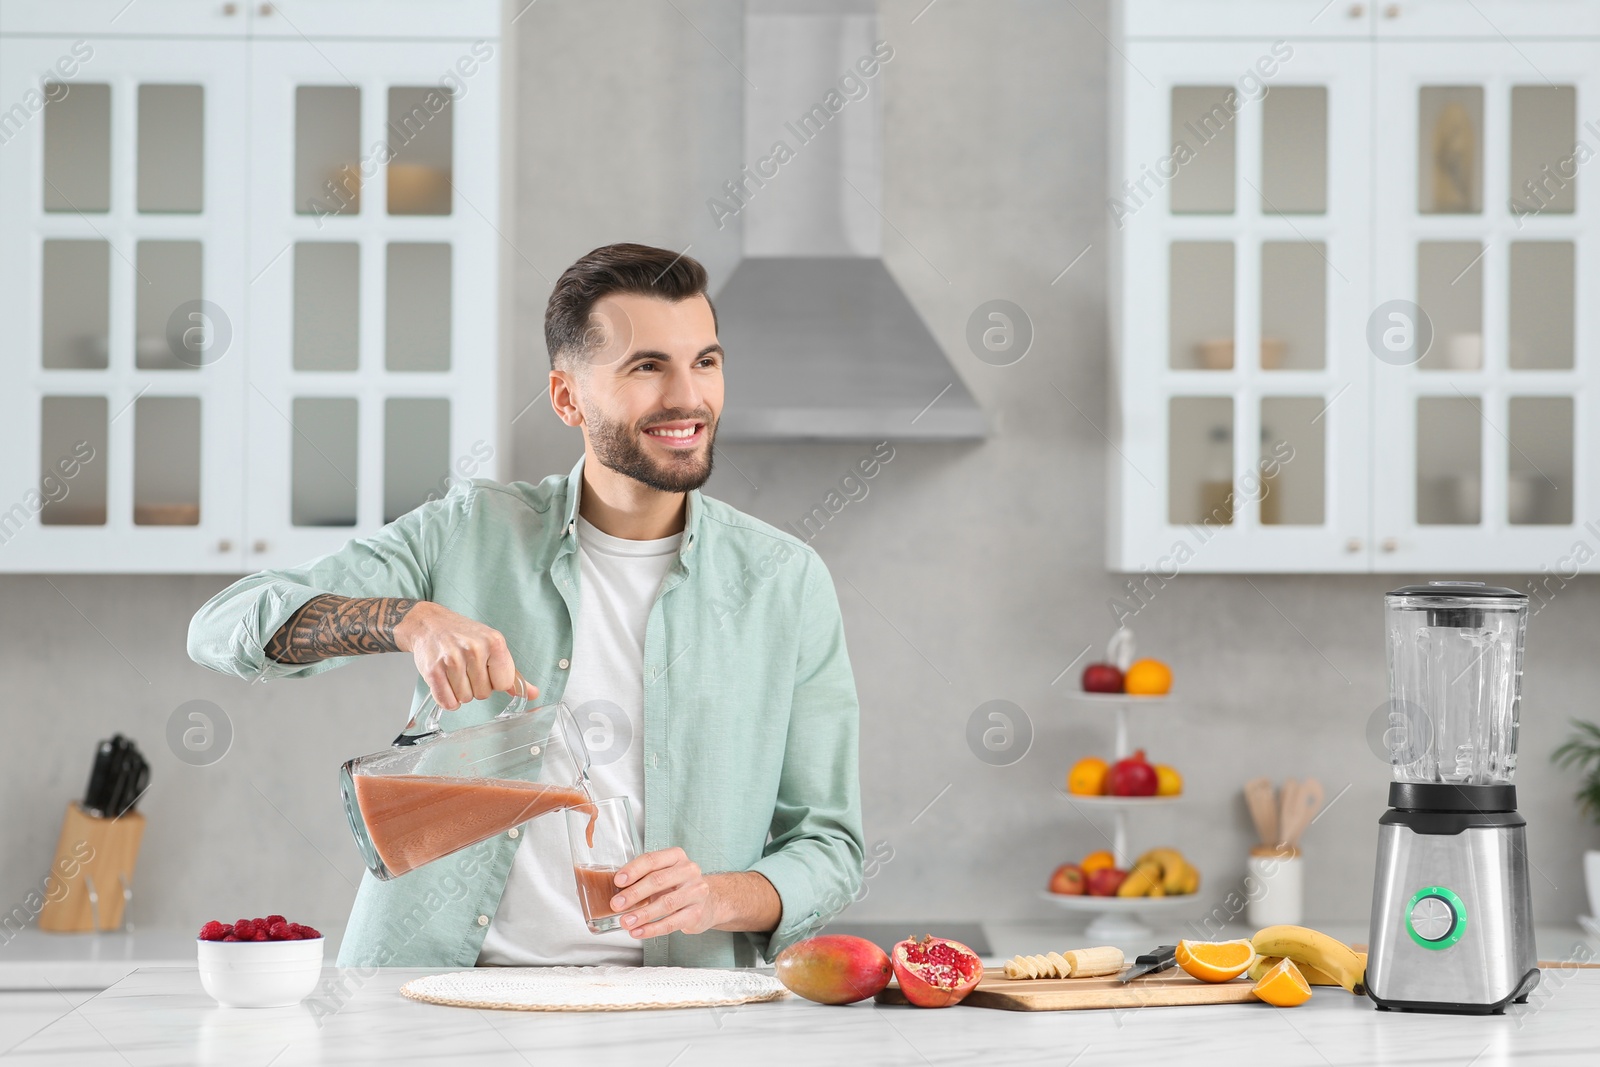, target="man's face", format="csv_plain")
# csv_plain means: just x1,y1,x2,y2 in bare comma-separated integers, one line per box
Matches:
560,292,723,494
